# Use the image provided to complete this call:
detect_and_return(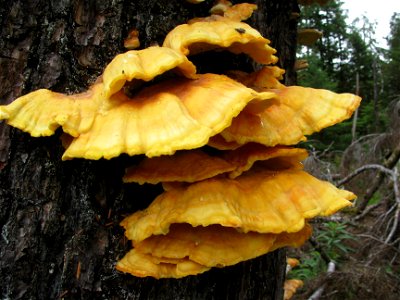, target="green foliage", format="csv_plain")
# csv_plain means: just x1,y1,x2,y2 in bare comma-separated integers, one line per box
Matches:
297,0,391,148
298,1,377,93
288,221,356,281
297,54,338,91
315,221,355,262
338,28,375,99
368,191,382,205
298,1,349,75
310,119,354,151
384,264,400,277
288,251,325,281
384,13,400,98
